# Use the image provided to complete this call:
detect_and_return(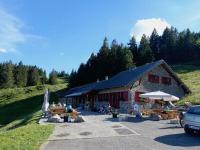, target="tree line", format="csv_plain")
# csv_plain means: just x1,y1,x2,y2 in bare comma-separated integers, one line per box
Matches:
69,27,200,88
0,61,68,89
